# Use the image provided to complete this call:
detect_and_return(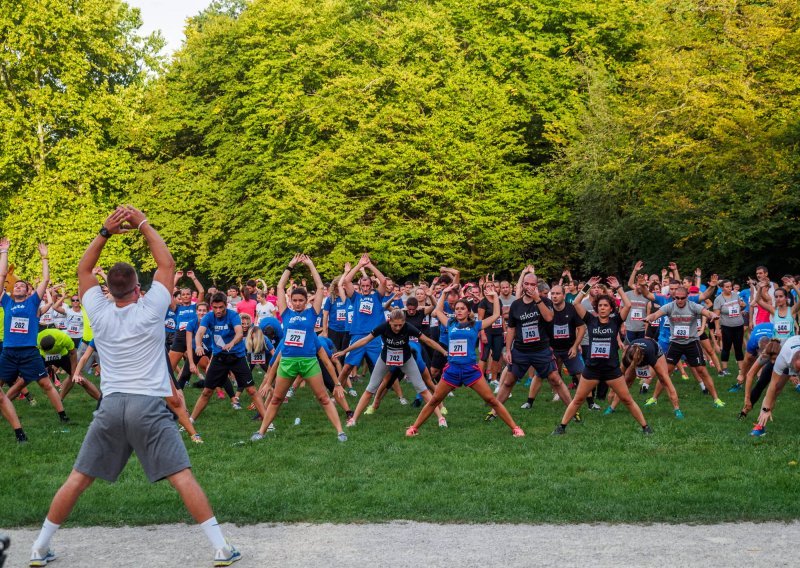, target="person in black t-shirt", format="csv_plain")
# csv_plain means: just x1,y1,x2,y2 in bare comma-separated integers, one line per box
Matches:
477,280,505,384
553,276,651,436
